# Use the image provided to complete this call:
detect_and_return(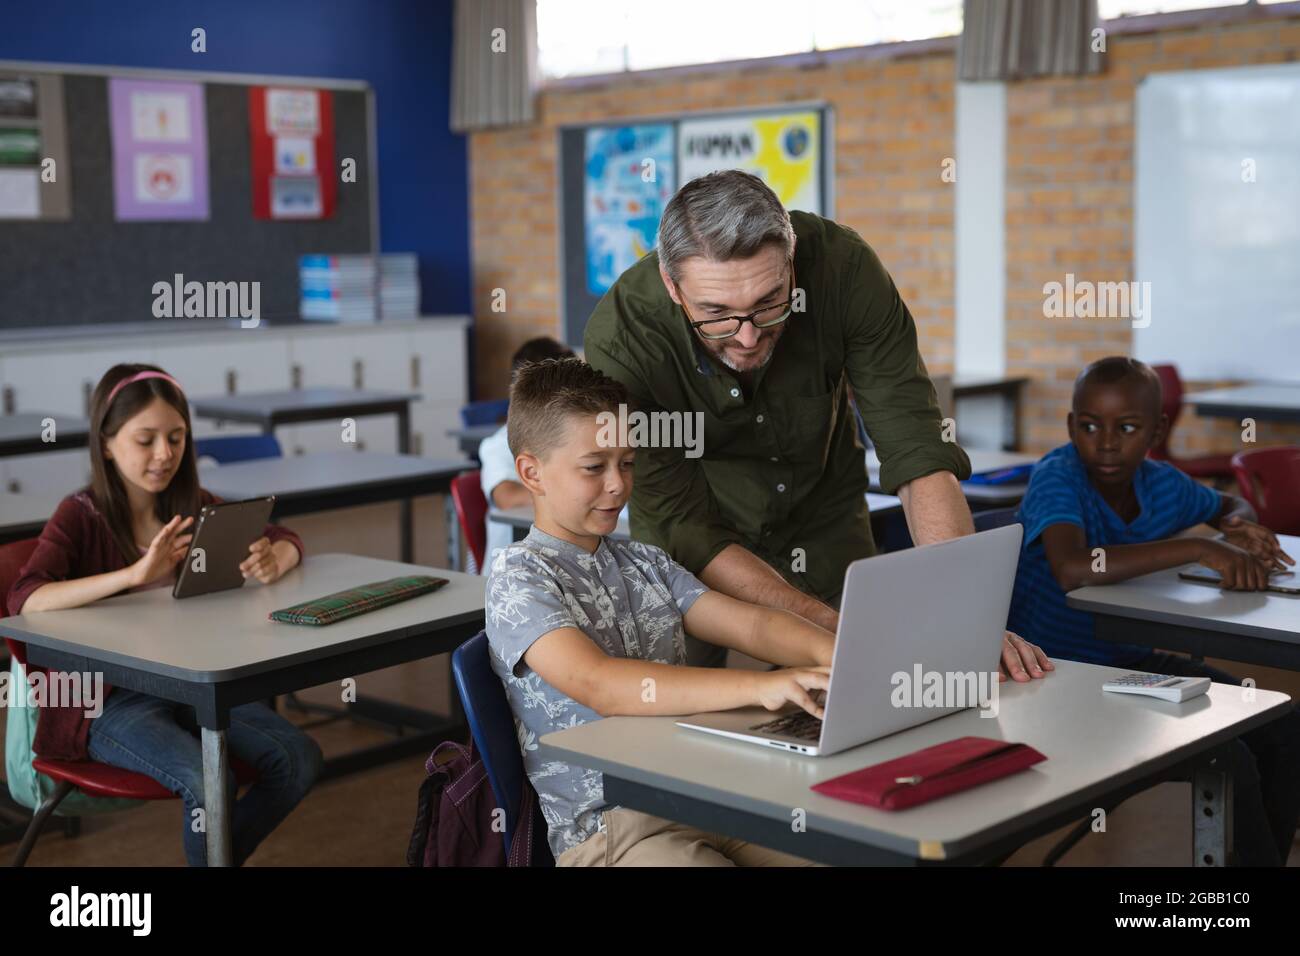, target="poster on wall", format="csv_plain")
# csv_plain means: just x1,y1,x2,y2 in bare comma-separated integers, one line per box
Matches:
677,109,821,214
583,123,675,296
0,73,72,220
249,87,335,220
109,78,209,220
